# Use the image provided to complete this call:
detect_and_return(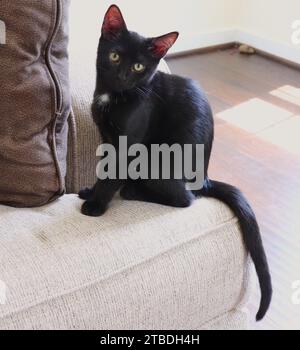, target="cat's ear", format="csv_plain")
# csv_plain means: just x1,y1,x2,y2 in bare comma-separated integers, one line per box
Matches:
148,32,179,58
102,5,127,38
